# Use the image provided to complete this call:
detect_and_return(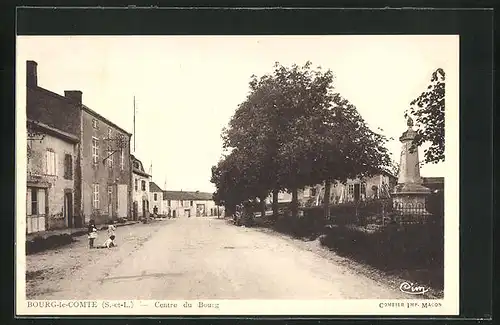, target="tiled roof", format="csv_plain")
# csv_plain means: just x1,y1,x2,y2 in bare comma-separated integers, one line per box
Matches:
149,182,163,193
131,155,151,177
162,190,214,201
